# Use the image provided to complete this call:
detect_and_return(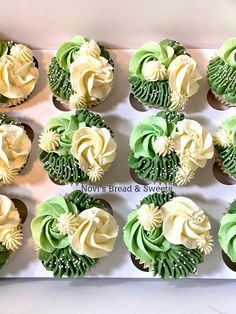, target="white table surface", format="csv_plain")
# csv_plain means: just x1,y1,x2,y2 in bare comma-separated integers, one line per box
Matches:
0,279,235,314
